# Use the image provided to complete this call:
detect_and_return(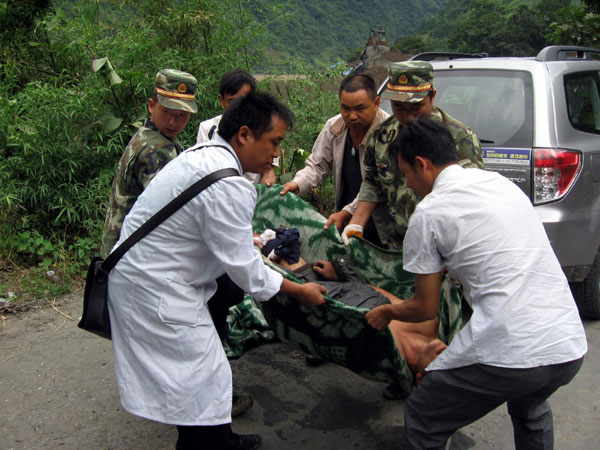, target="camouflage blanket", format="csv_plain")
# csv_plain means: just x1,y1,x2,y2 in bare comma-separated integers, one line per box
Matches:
243,184,462,397
224,295,276,358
